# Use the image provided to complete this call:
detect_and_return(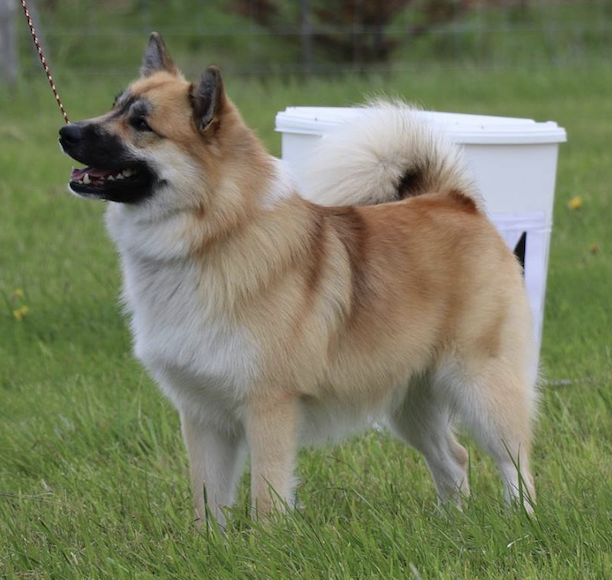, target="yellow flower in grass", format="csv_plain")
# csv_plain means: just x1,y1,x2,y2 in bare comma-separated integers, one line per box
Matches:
568,196,583,210
12,288,24,299
13,306,29,320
